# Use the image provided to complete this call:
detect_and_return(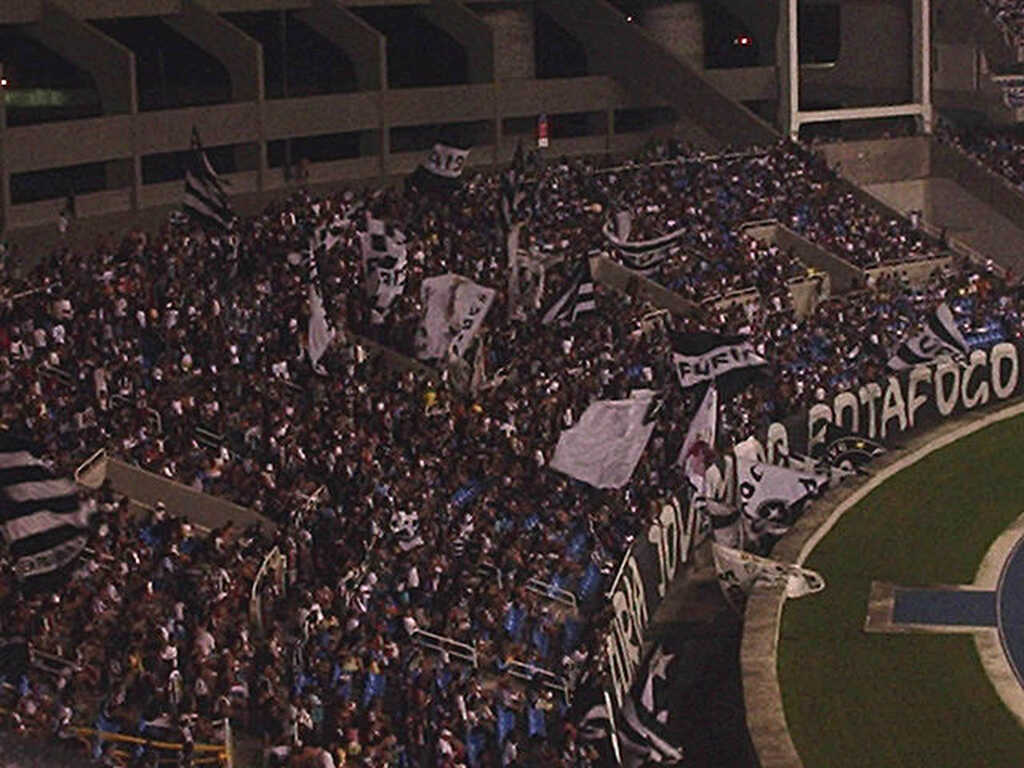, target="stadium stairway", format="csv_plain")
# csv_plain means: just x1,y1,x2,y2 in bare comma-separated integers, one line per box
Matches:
535,0,777,149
